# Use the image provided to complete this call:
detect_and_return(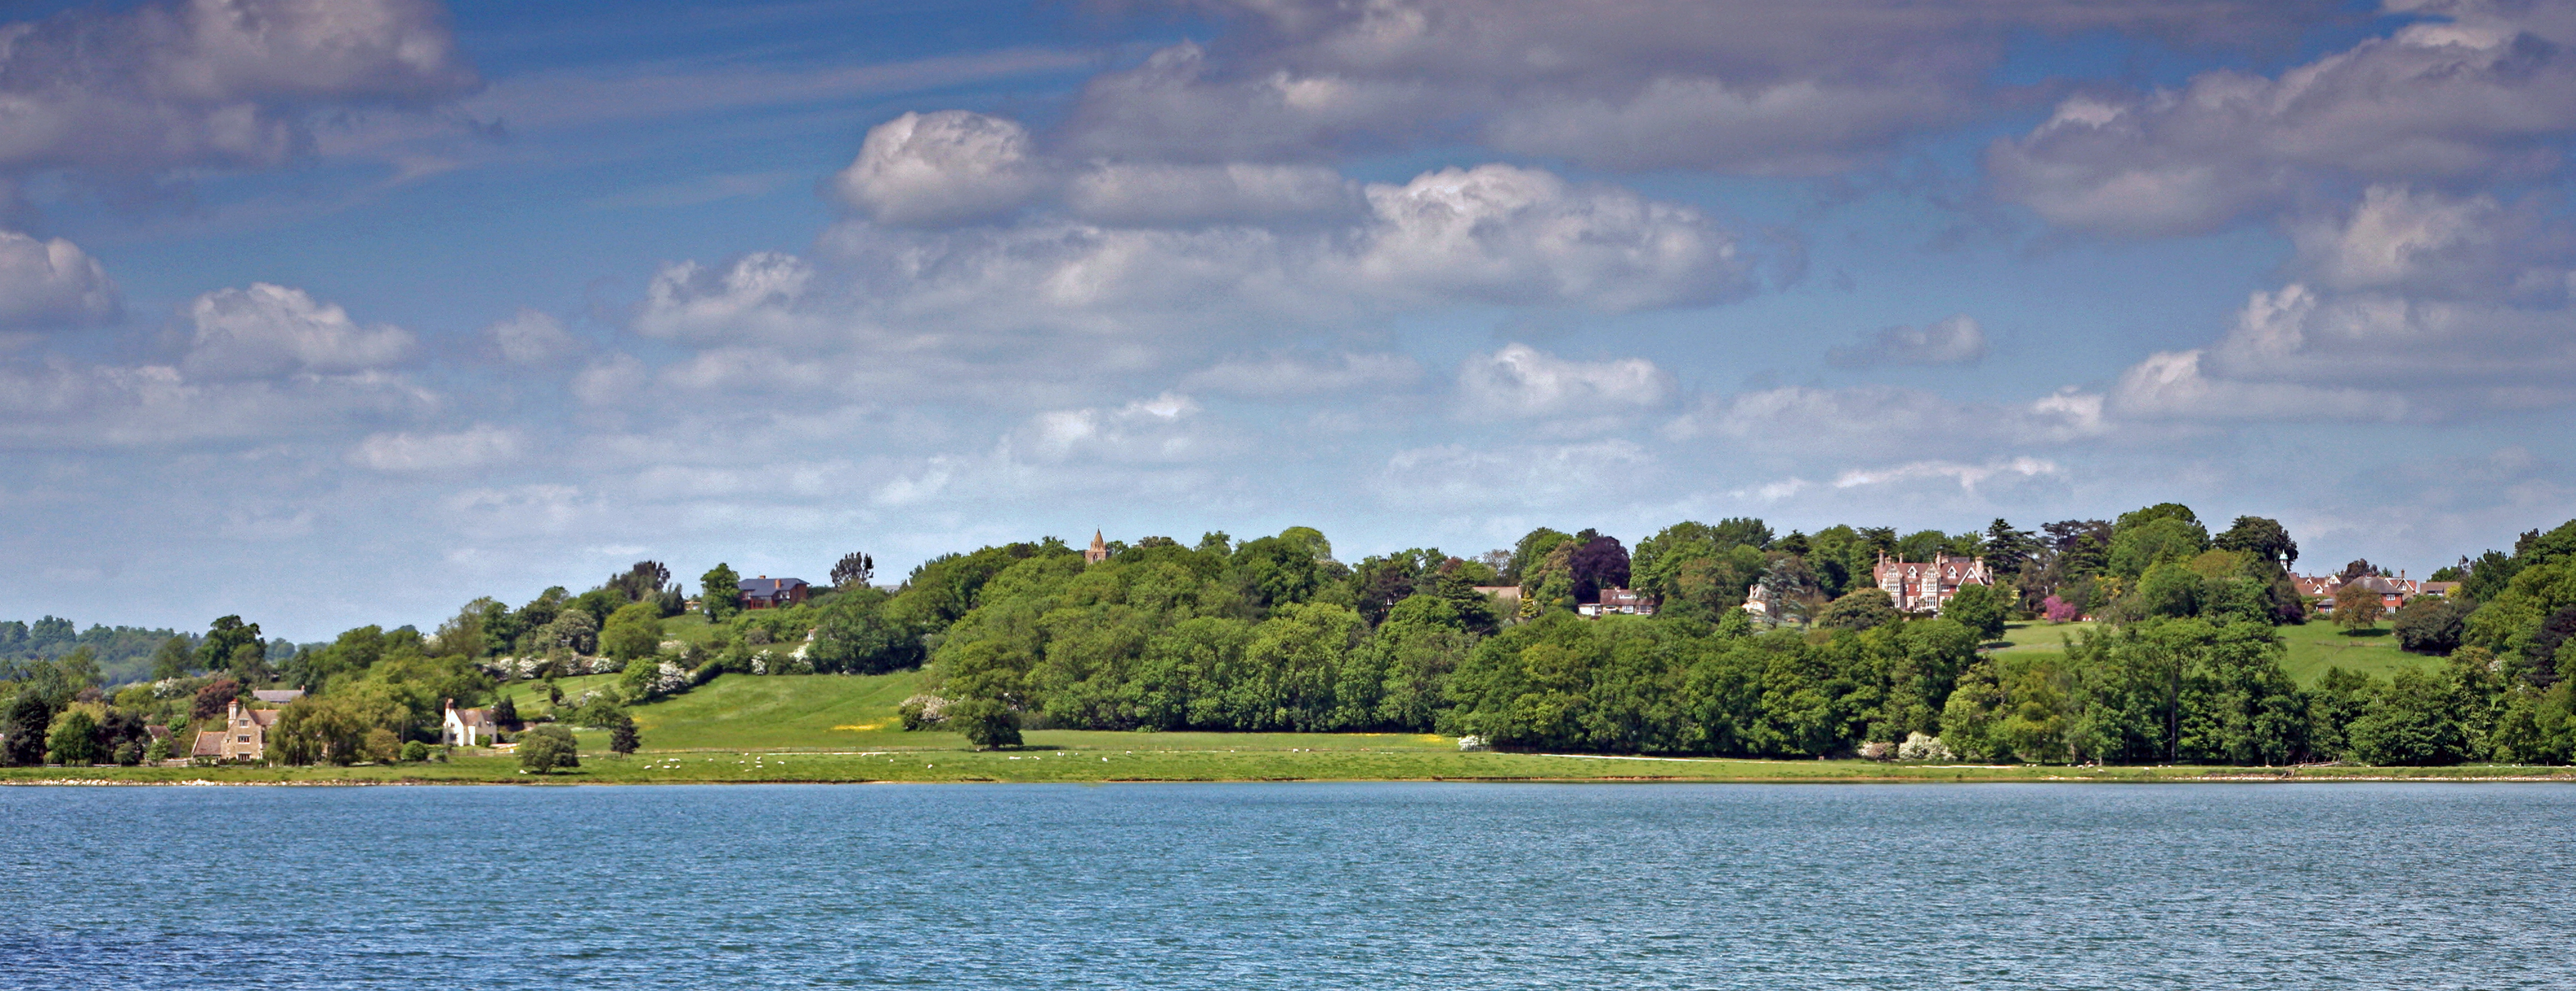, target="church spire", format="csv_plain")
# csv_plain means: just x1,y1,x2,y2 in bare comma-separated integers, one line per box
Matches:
1085,529,1109,564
